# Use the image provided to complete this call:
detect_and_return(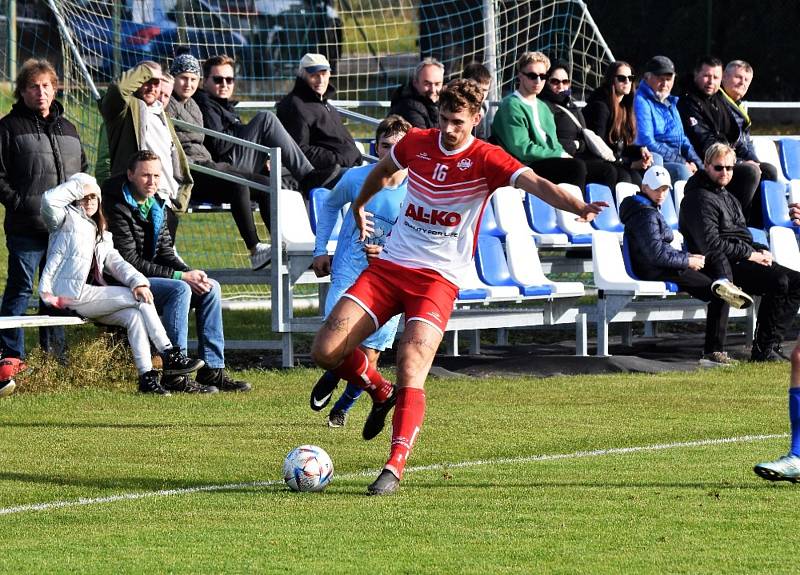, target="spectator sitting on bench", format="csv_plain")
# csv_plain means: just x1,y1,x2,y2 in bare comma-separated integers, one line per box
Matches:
39,173,205,395
680,142,800,362
461,61,492,141
100,60,192,243
103,150,251,393
388,57,444,130
0,58,86,362
619,165,751,366
193,54,339,195
276,53,362,175
164,52,271,270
